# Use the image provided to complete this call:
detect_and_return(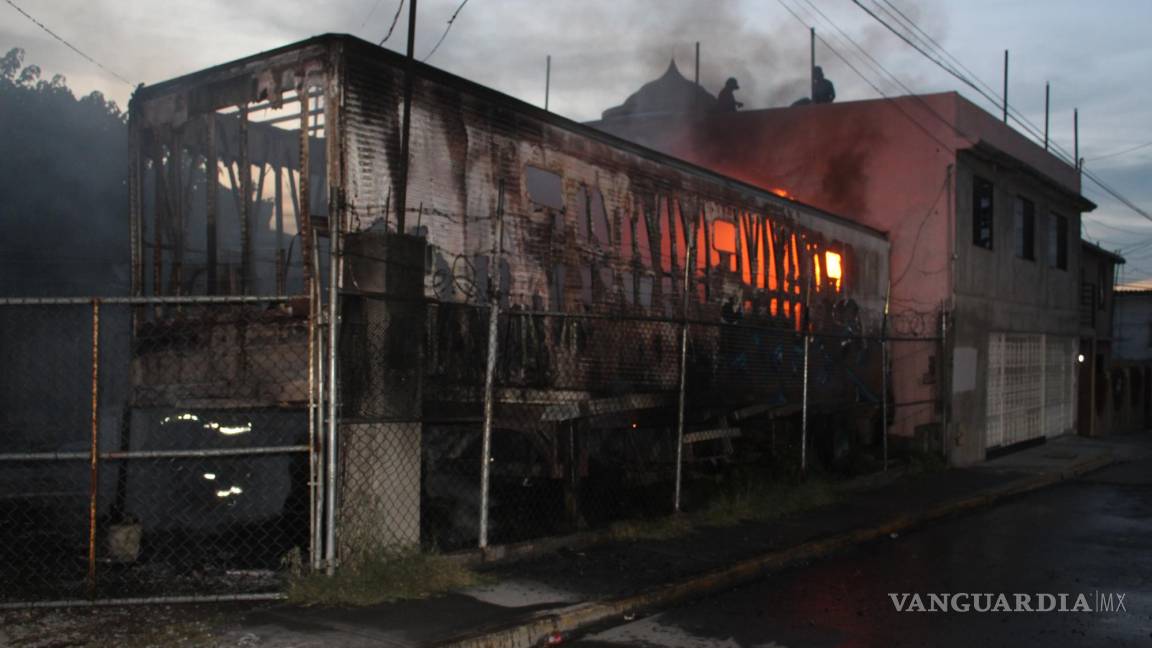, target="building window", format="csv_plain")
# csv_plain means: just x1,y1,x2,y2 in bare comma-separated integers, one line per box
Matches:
972,176,994,249
524,165,564,210
1014,196,1035,260
1048,212,1068,270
